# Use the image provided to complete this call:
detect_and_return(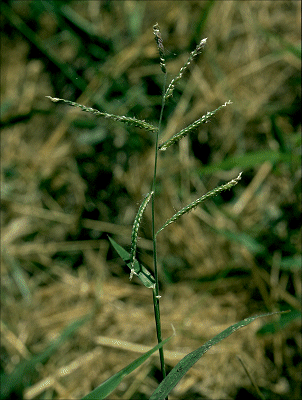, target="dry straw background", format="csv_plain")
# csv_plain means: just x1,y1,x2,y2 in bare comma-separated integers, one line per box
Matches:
1,1,301,399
